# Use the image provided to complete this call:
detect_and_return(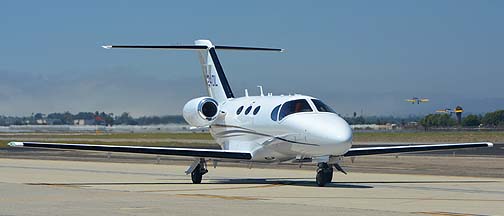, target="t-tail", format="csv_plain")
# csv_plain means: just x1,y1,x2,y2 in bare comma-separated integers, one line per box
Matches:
102,39,283,103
